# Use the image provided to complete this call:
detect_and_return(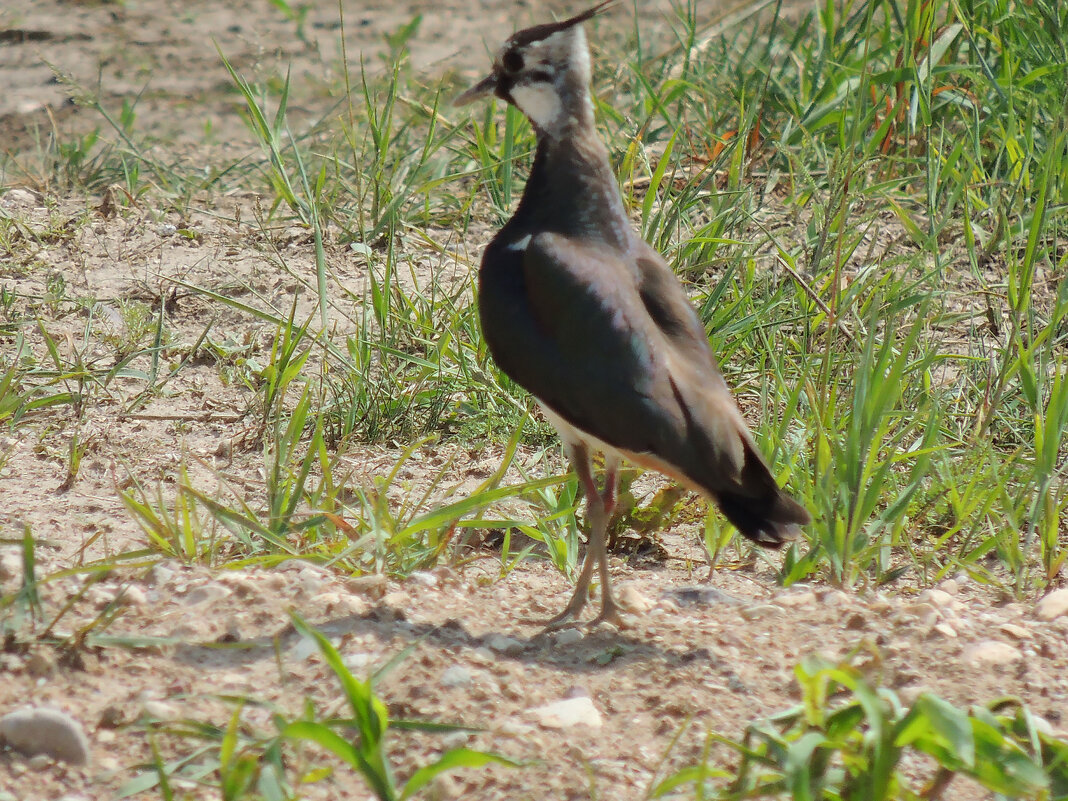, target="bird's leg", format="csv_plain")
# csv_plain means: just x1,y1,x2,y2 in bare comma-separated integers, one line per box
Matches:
589,456,625,628
542,444,600,631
